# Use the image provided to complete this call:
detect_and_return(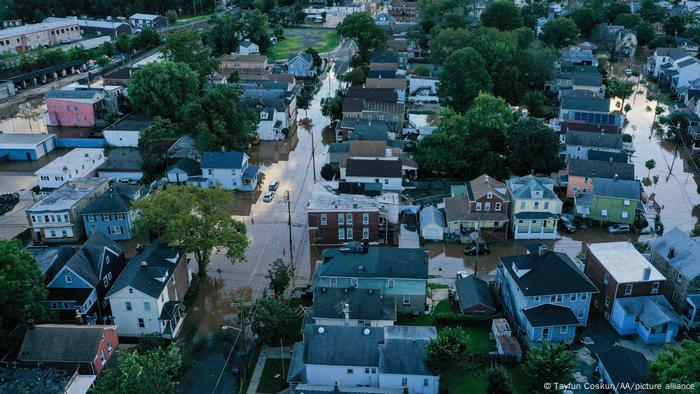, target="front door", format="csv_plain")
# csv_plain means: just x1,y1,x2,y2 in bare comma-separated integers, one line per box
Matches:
542,327,550,340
